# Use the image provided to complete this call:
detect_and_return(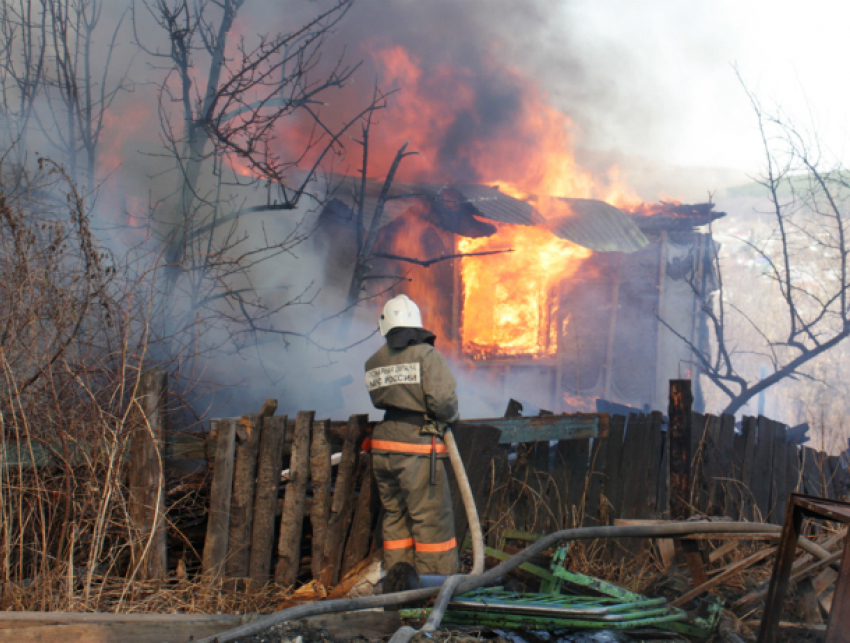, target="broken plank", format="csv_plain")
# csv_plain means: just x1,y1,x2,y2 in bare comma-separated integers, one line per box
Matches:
672,545,777,608
275,410,314,586
708,539,740,564
248,414,287,586
226,414,262,579
341,452,379,577
128,368,168,582
202,418,237,579
319,415,368,588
